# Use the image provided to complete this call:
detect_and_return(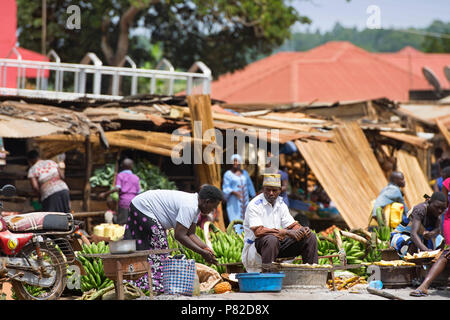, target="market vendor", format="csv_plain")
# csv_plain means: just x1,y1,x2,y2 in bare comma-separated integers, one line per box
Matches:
99,158,140,225
27,150,71,213
124,184,223,293
410,249,450,297
370,171,408,228
241,174,318,273
222,154,256,234
390,192,447,258
260,152,289,206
